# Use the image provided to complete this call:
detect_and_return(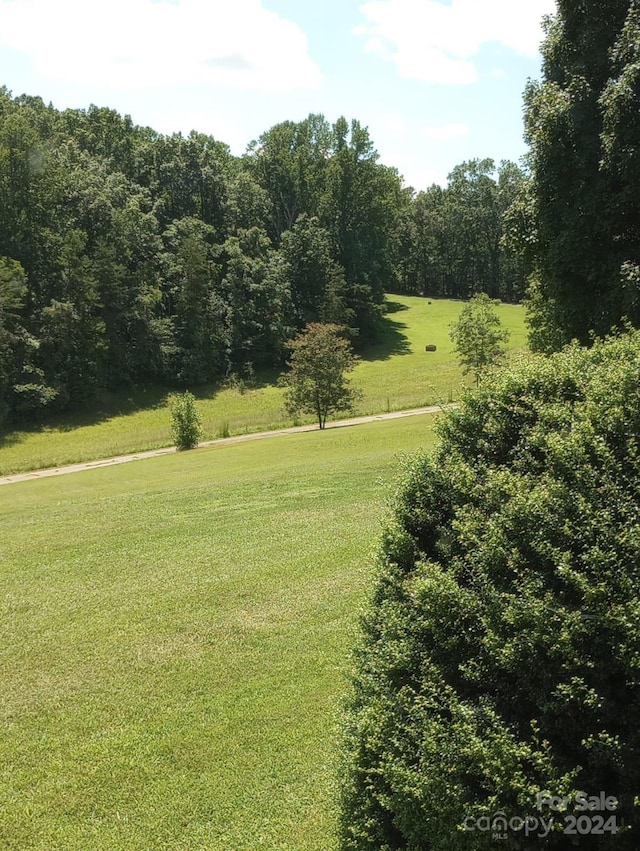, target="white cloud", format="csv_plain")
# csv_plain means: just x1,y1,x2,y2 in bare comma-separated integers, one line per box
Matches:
423,122,469,141
384,113,408,136
150,107,250,150
392,158,448,191
0,0,323,93
356,0,556,84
